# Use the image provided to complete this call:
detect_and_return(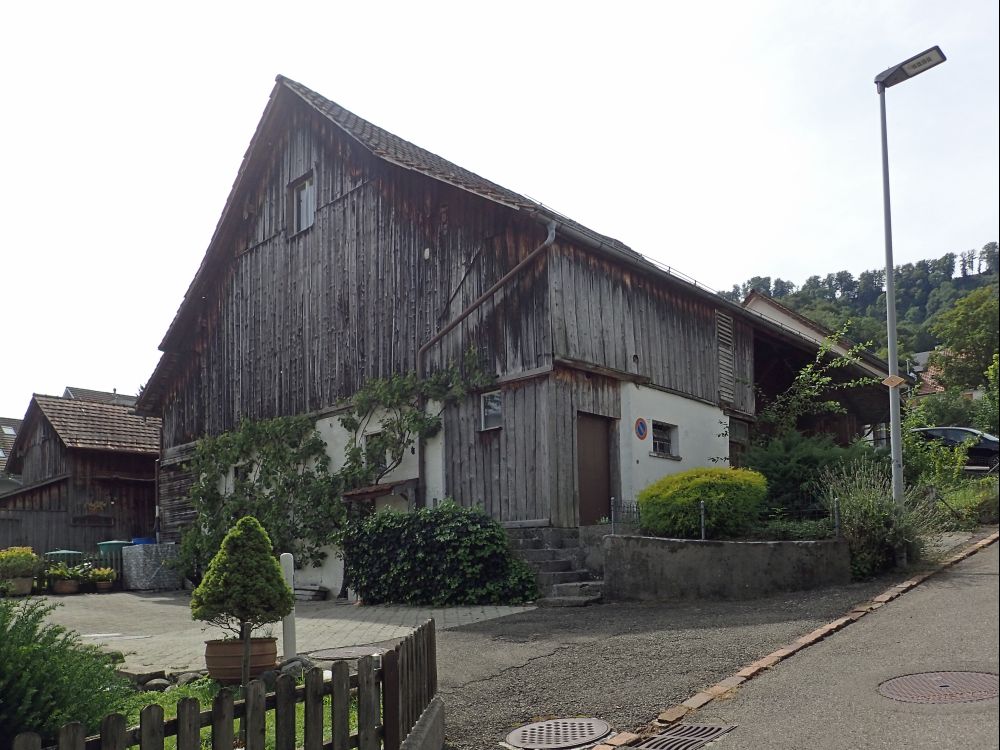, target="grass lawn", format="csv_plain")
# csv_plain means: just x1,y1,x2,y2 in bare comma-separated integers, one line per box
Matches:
124,677,359,750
